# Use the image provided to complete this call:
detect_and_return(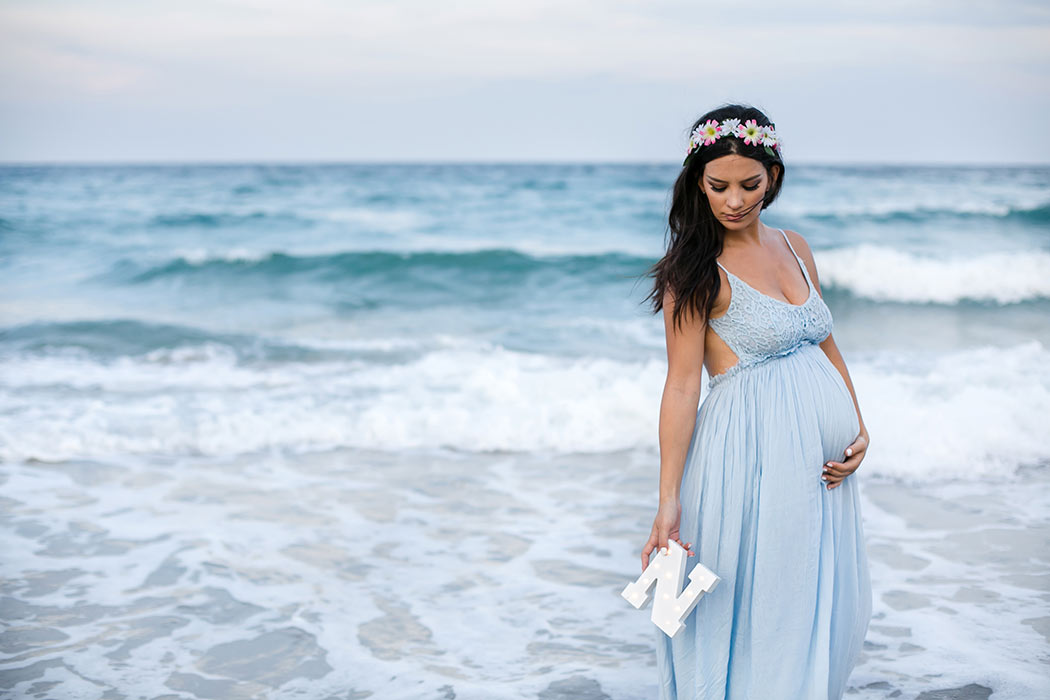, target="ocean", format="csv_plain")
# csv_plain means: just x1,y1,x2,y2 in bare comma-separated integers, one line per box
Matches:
1,162,1048,699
